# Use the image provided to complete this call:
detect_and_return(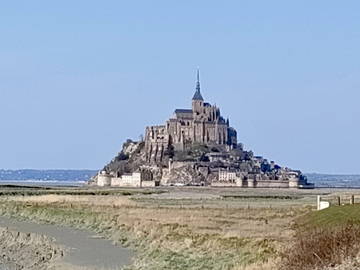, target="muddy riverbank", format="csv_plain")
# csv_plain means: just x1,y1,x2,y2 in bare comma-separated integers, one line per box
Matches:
0,226,64,270
0,216,133,270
